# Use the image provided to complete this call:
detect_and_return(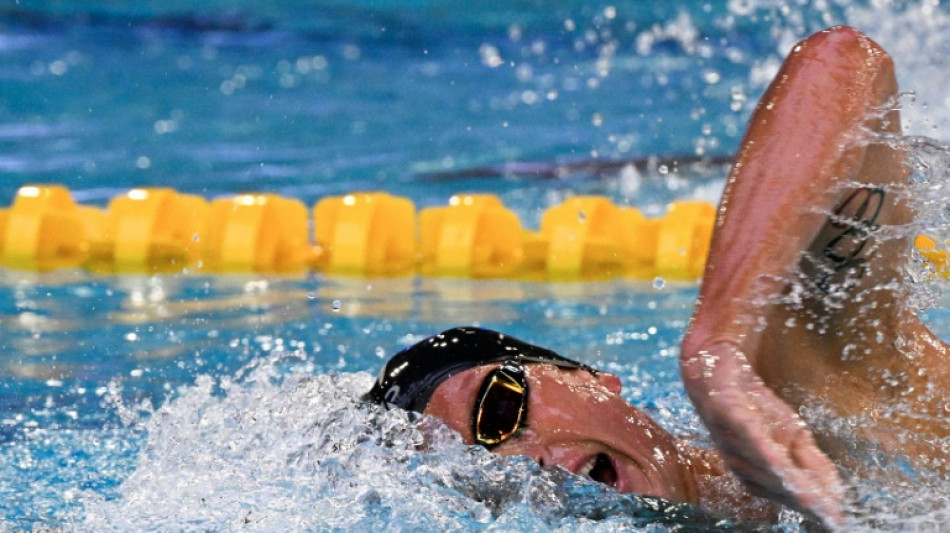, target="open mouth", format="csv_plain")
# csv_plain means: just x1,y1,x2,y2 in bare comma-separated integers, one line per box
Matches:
577,453,618,487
